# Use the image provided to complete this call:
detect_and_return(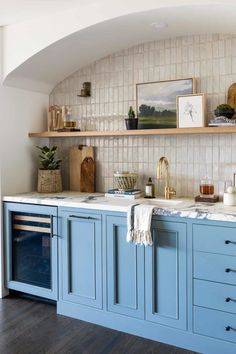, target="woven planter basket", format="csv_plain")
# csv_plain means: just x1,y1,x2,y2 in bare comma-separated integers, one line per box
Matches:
37,169,62,193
